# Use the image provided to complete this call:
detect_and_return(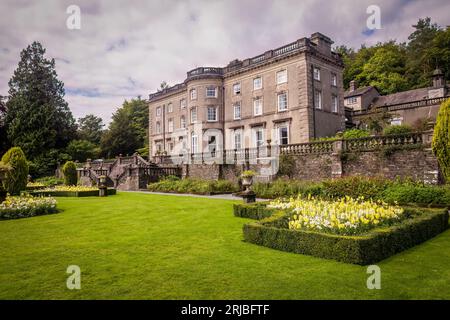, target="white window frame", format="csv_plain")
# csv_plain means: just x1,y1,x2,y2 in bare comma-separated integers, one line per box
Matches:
347,97,357,104
277,125,289,145
206,86,217,98
331,73,337,86
168,118,173,133
207,106,218,122
190,88,197,100
313,67,321,81
233,130,242,149
253,77,262,90
276,69,287,84
191,133,198,153
254,127,264,148
314,90,322,109
208,135,217,153
277,92,288,111
233,83,241,95
180,116,186,129
332,95,338,113
190,107,197,123
180,98,187,109
156,107,161,117
233,102,241,120
167,103,173,113
253,97,263,116
155,121,161,134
